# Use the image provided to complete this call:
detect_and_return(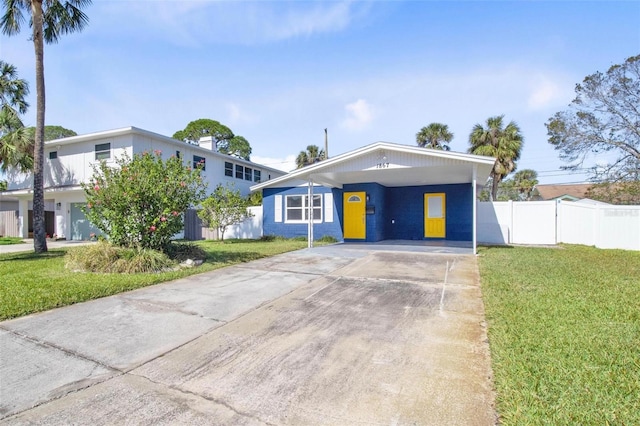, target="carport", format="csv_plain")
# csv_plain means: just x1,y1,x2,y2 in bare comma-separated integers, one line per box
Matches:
252,142,496,253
